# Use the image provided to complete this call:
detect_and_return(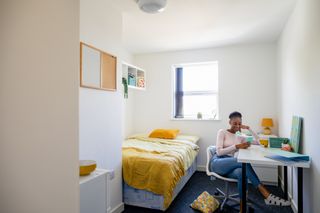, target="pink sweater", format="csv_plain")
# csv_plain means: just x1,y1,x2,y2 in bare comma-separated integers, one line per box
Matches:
216,129,259,157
